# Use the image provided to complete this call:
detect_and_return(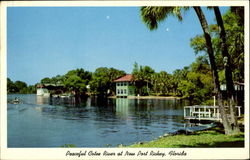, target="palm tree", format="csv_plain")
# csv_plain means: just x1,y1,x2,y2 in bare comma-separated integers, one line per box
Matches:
141,6,237,134
213,7,240,133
